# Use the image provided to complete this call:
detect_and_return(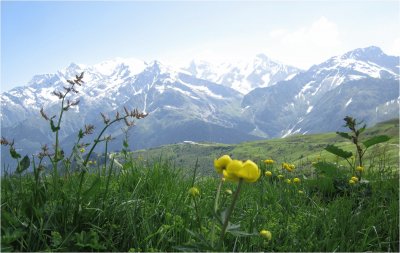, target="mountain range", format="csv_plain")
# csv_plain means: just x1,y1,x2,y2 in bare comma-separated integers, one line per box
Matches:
1,46,399,167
